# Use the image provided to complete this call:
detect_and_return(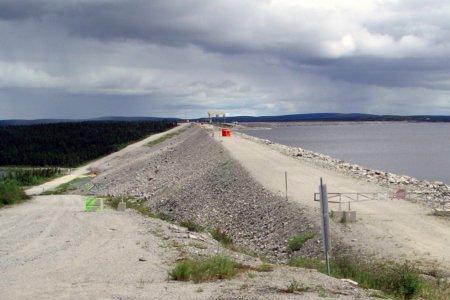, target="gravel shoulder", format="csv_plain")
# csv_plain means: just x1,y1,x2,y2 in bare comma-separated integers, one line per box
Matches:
219,127,450,271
